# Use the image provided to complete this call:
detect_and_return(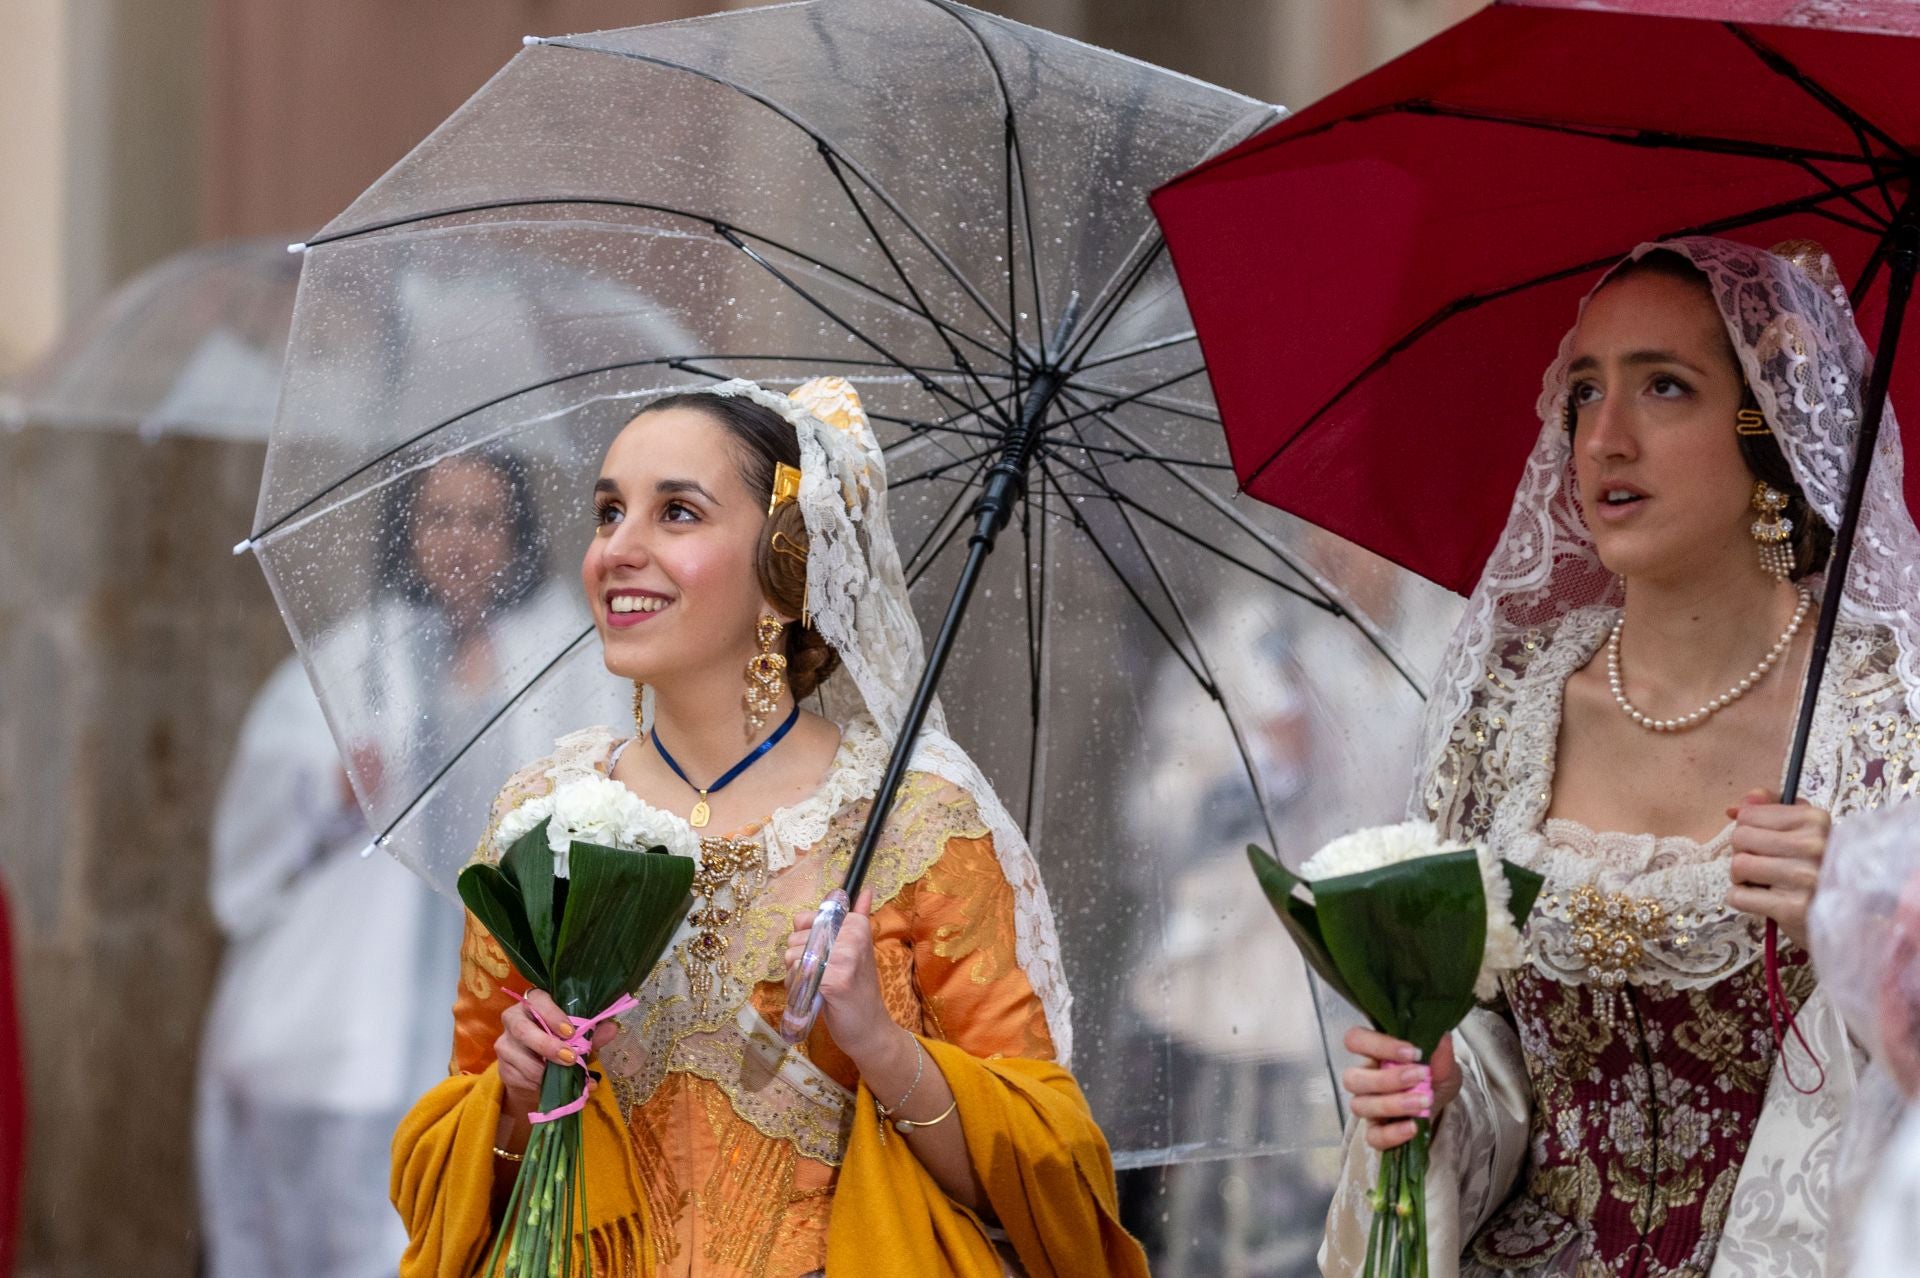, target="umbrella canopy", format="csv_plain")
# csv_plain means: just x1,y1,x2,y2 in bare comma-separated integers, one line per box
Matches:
1,239,299,442
243,0,1460,1172
1151,0,1920,597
